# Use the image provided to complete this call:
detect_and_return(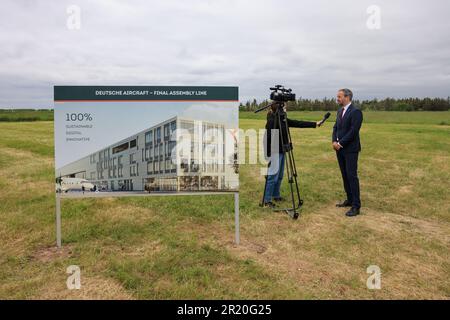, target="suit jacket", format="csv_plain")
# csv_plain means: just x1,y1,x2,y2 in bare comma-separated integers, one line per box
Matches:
332,104,363,153
265,112,316,157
